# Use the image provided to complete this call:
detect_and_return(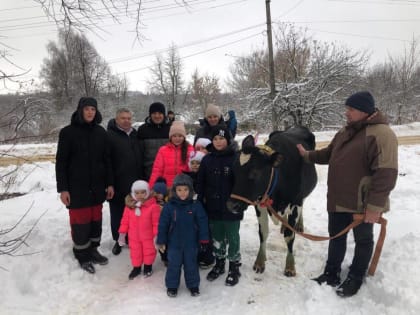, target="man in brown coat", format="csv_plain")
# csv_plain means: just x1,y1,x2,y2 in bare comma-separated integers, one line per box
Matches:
297,91,398,297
